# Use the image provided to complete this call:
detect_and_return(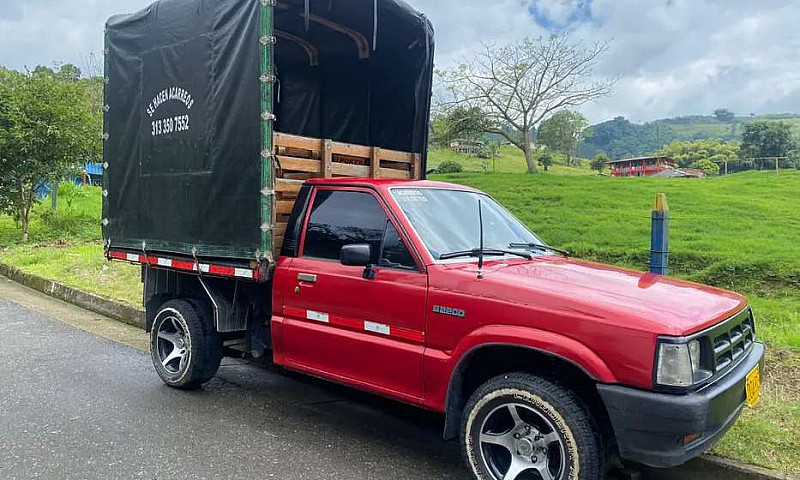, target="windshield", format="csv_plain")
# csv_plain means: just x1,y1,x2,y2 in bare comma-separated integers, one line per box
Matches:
391,188,543,261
